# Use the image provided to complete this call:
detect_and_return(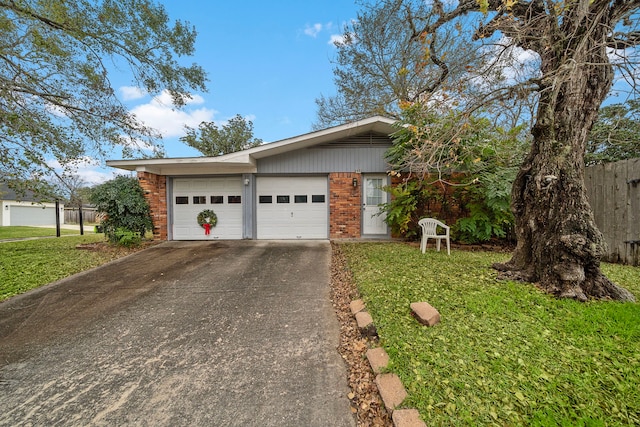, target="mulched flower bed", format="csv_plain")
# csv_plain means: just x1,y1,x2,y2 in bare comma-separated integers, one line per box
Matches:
75,239,161,256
